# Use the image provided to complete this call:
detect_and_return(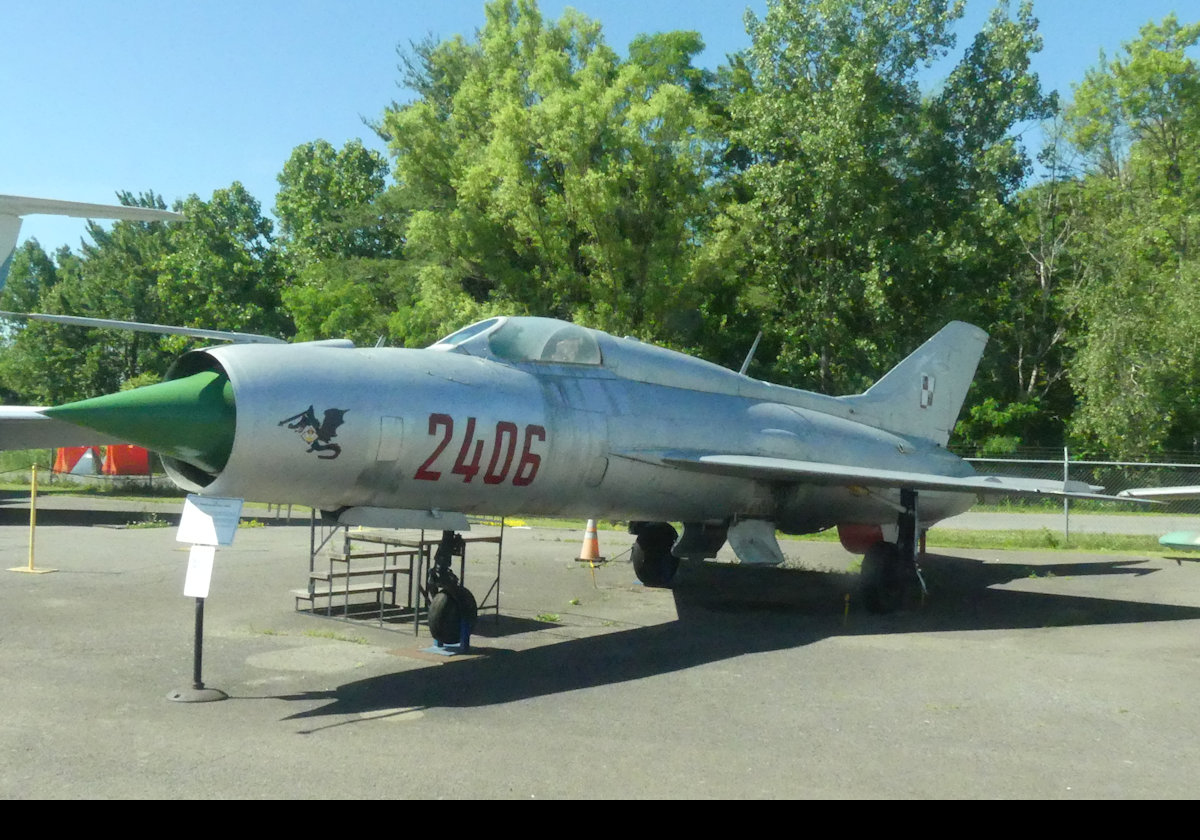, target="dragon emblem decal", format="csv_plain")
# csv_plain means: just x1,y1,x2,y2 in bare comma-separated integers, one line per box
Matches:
279,405,348,459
